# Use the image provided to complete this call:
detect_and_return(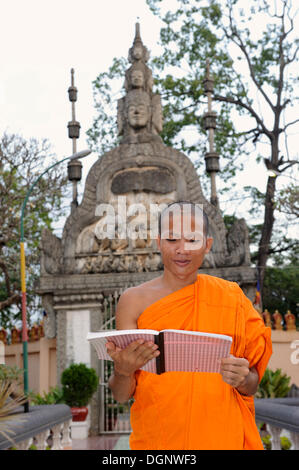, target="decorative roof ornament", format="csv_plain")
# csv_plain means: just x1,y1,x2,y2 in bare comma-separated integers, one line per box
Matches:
67,68,82,210
203,59,220,208
117,23,163,144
